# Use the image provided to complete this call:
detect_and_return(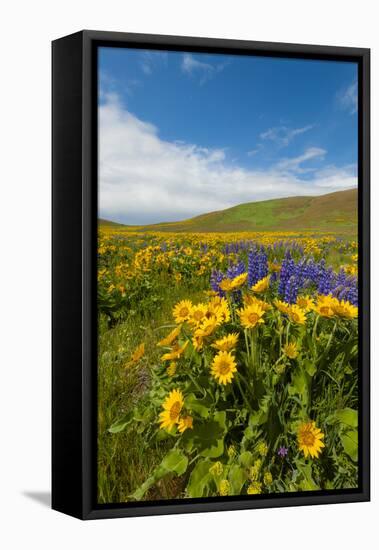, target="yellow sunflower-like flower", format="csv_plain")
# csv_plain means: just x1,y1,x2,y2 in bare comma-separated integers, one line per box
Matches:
219,279,233,292
296,295,315,311
160,341,188,362
211,333,239,352
269,261,281,273
247,481,262,495
287,304,307,325
159,389,184,430
230,272,248,289
172,299,193,323
332,299,358,319
167,361,177,377
244,295,272,311
192,332,204,352
313,294,337,318
126,343,145,367
207,296,230,320
196,316,219,338
238,303,265,329
297,421,325,458
274,299,290,314
219,479,230,496
251,275,270,293
283,341,298,359
211,351,237,385
188,303,208,327
157,326,182,347
212,300,231,324
177,415,193,433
